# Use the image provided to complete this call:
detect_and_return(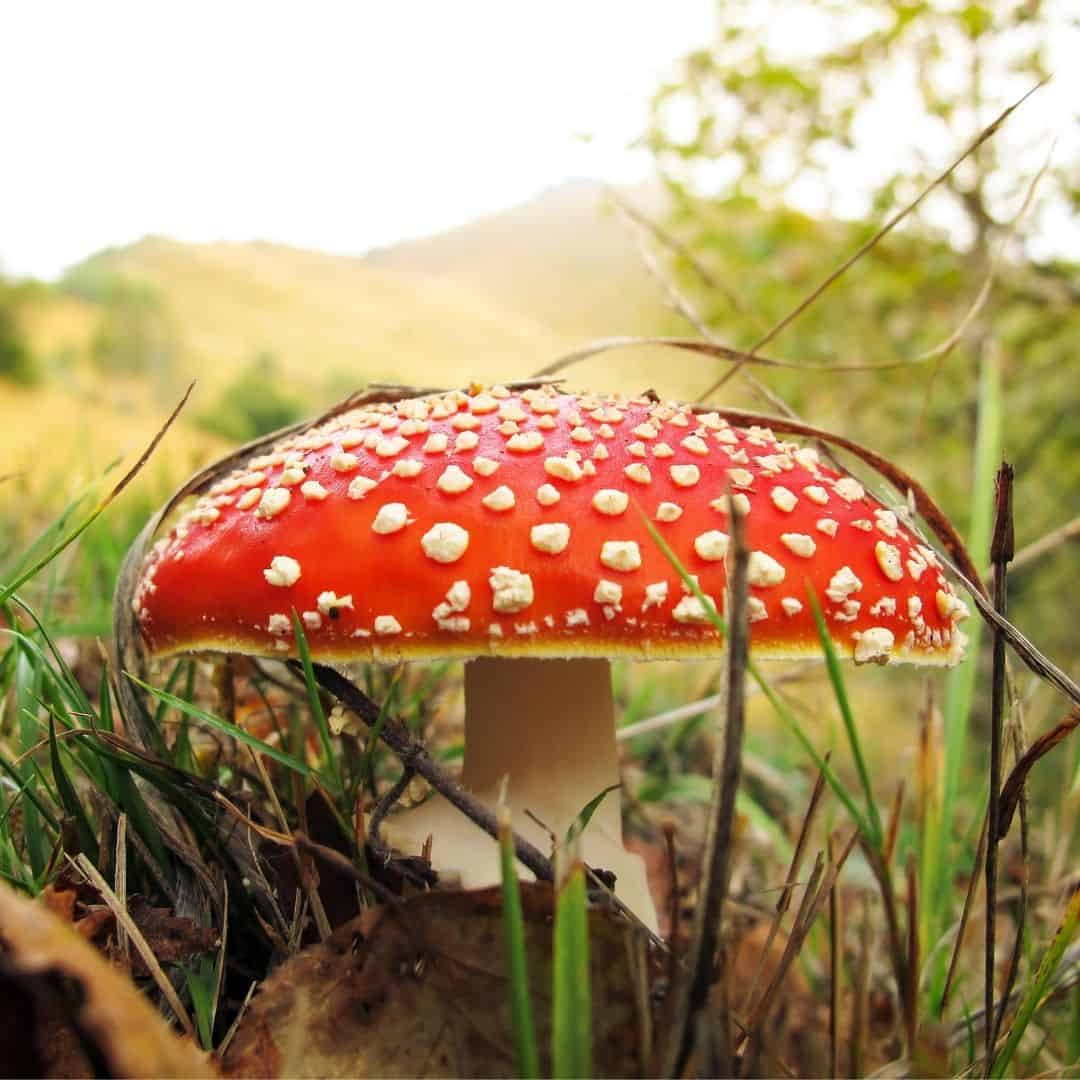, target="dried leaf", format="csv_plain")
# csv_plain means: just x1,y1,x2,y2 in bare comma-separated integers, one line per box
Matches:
998,709,1080,840
114,897,221,975
221,884,649,1078
0,881,216,1078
